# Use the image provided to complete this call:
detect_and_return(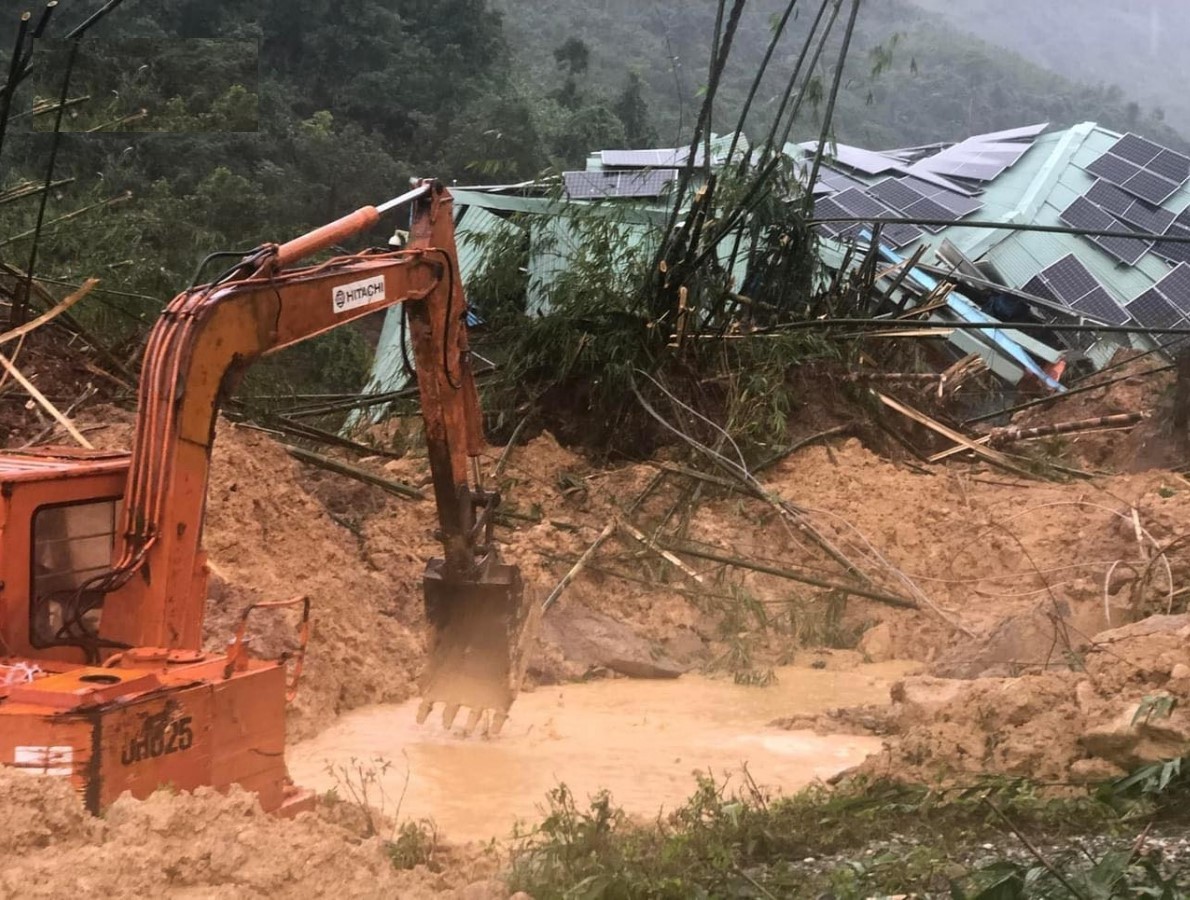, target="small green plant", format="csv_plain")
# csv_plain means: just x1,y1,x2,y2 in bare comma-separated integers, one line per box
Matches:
324,754,440,871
